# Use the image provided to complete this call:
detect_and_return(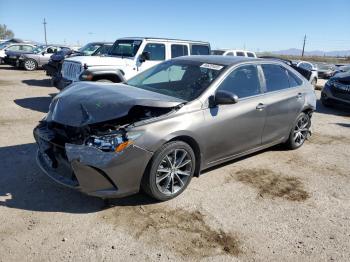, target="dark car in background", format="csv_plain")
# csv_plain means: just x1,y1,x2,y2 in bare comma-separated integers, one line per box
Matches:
34,56,316,200
334,65,350,75
321,71,350,108
44,42,112,79
1,43,36,64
